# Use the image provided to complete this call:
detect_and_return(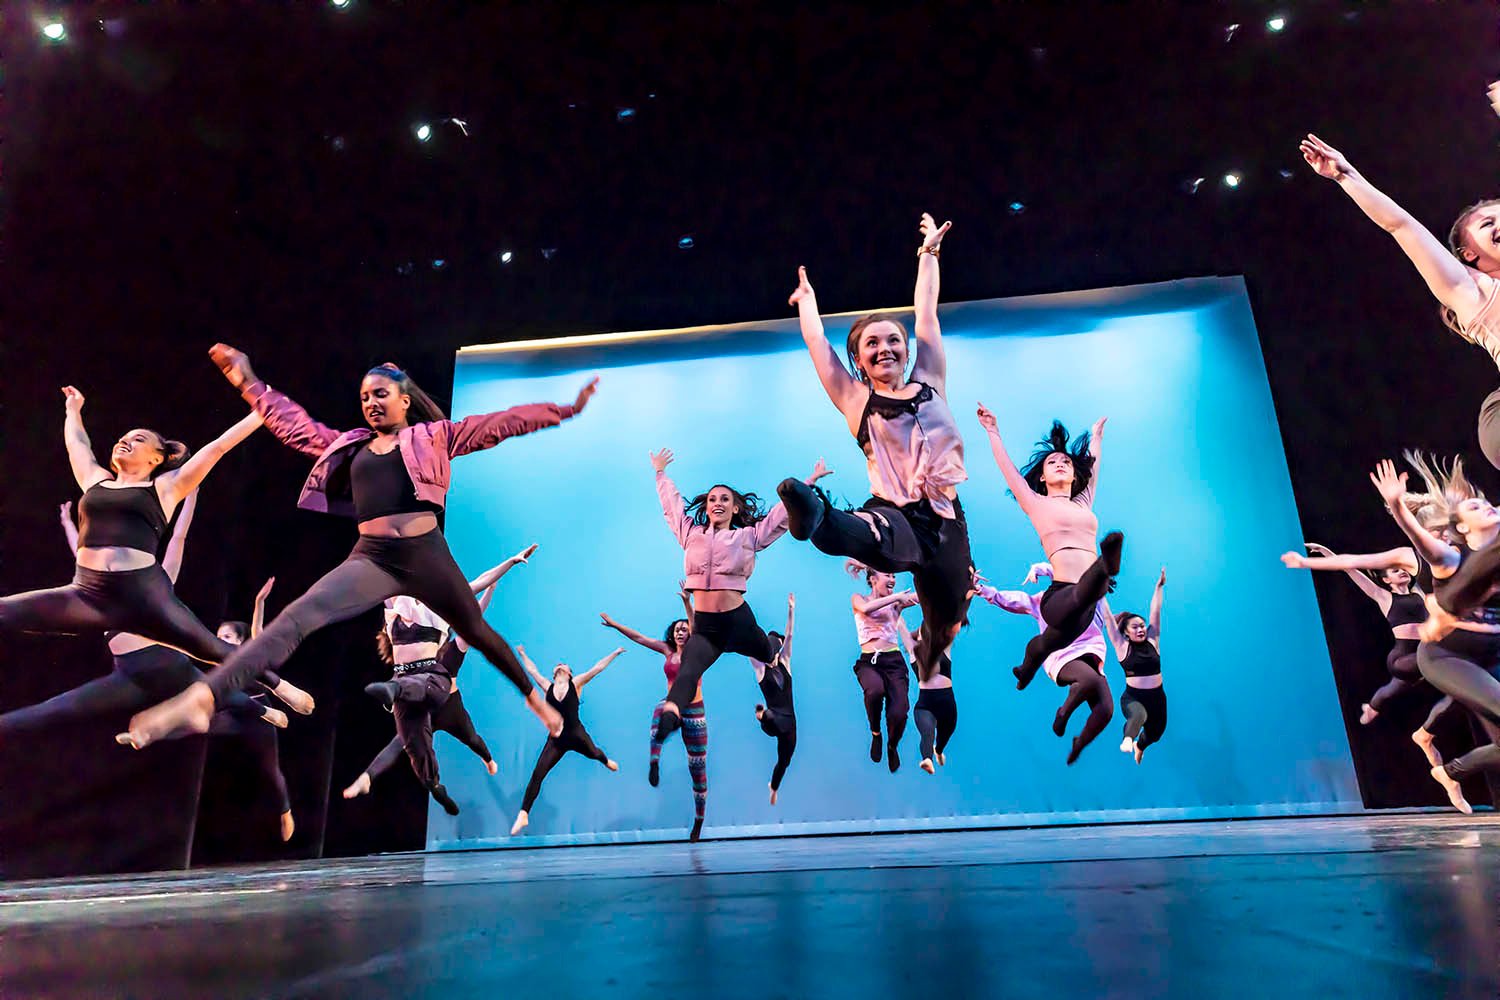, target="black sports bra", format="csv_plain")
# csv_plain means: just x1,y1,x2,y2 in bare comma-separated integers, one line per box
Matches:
1121,639,1161,678
349,445,442,523
77,482,167,554
1385,591,1427,629
389,617,445,646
